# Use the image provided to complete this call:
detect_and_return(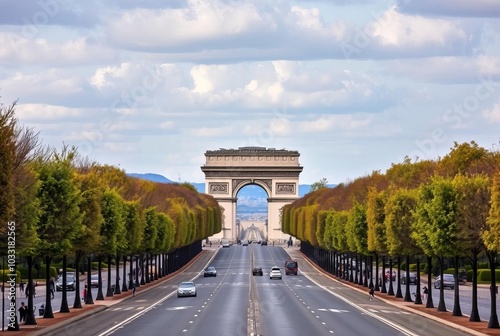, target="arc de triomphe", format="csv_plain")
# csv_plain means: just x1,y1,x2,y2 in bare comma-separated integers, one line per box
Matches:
201,147,303,242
